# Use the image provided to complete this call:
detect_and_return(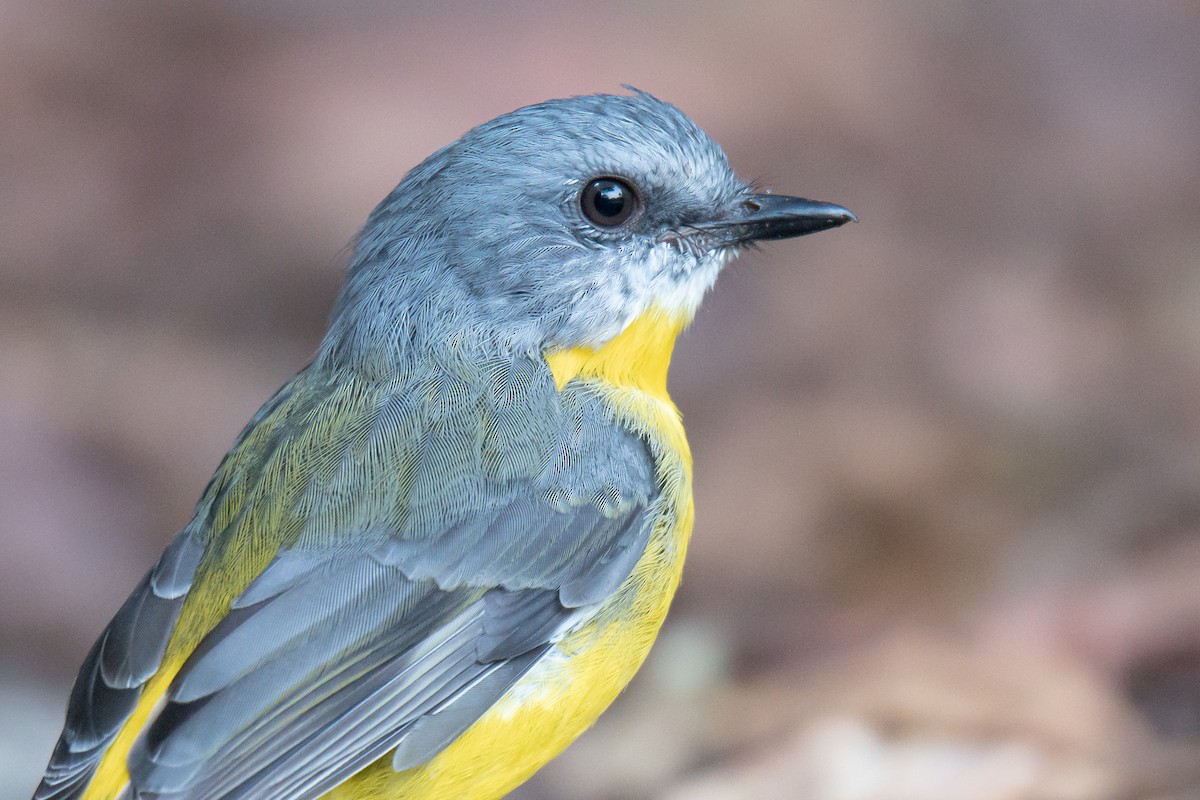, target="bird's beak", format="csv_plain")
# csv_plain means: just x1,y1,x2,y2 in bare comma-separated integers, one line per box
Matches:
698,194,857,245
